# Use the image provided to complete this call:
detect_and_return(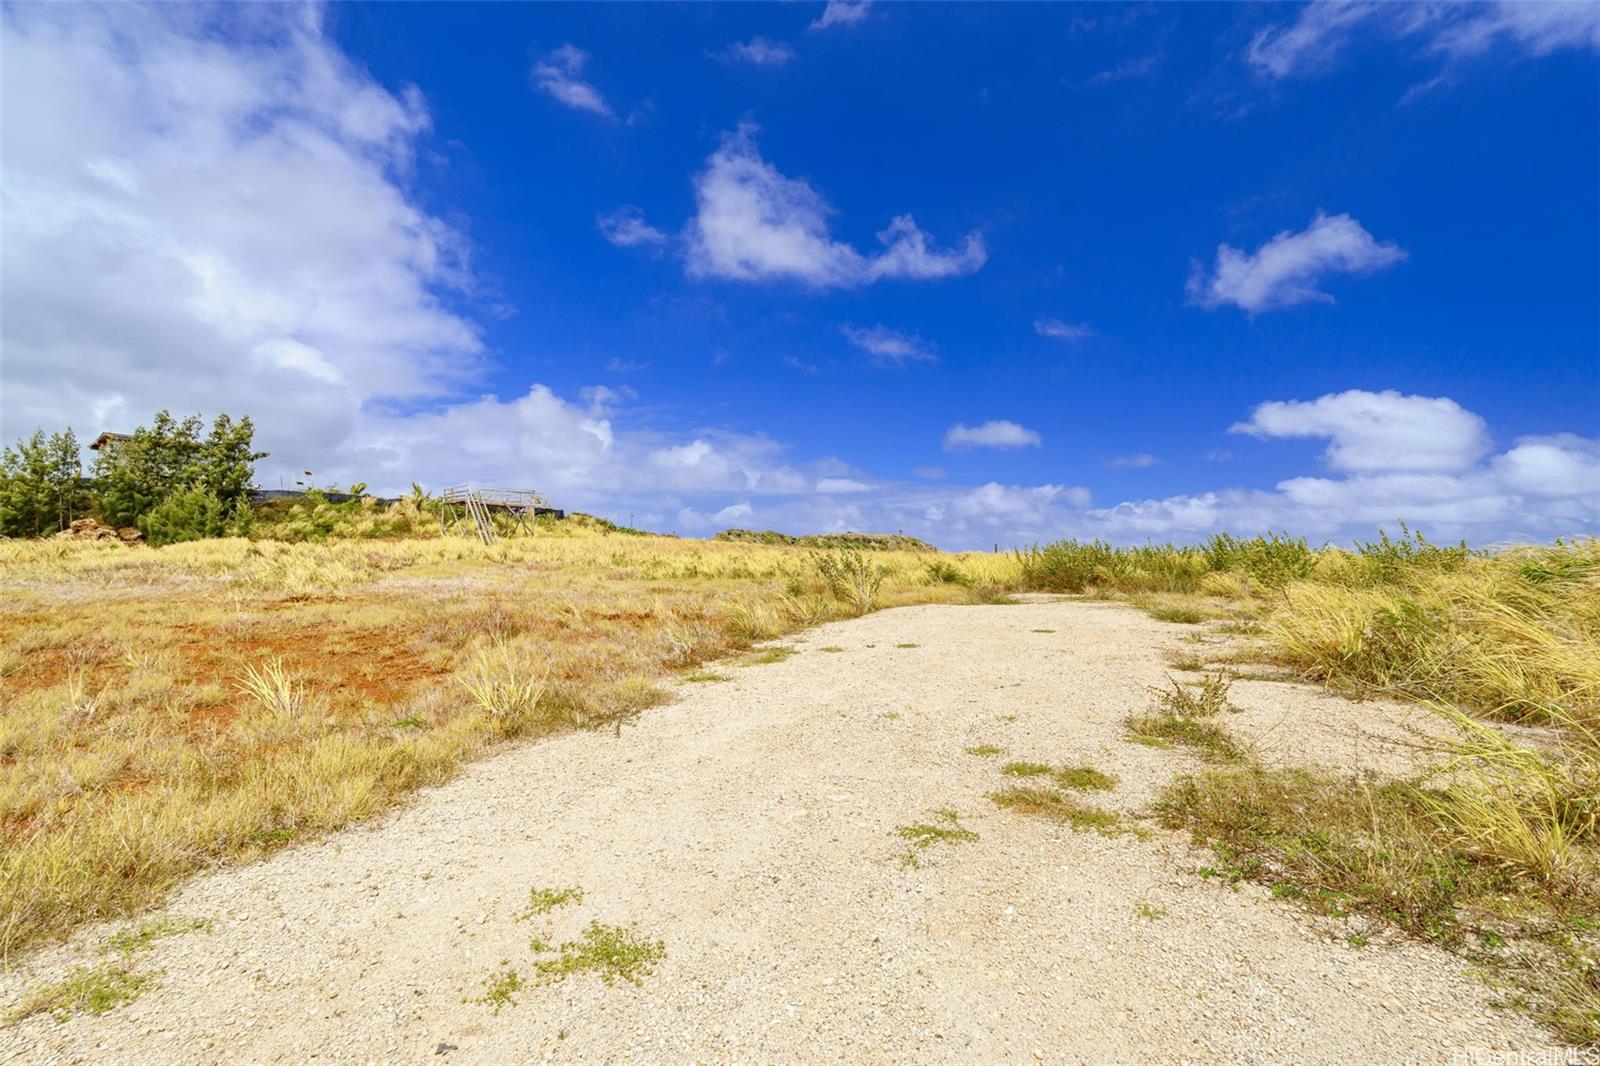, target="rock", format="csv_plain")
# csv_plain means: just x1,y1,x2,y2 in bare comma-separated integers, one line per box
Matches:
50,517,140,543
